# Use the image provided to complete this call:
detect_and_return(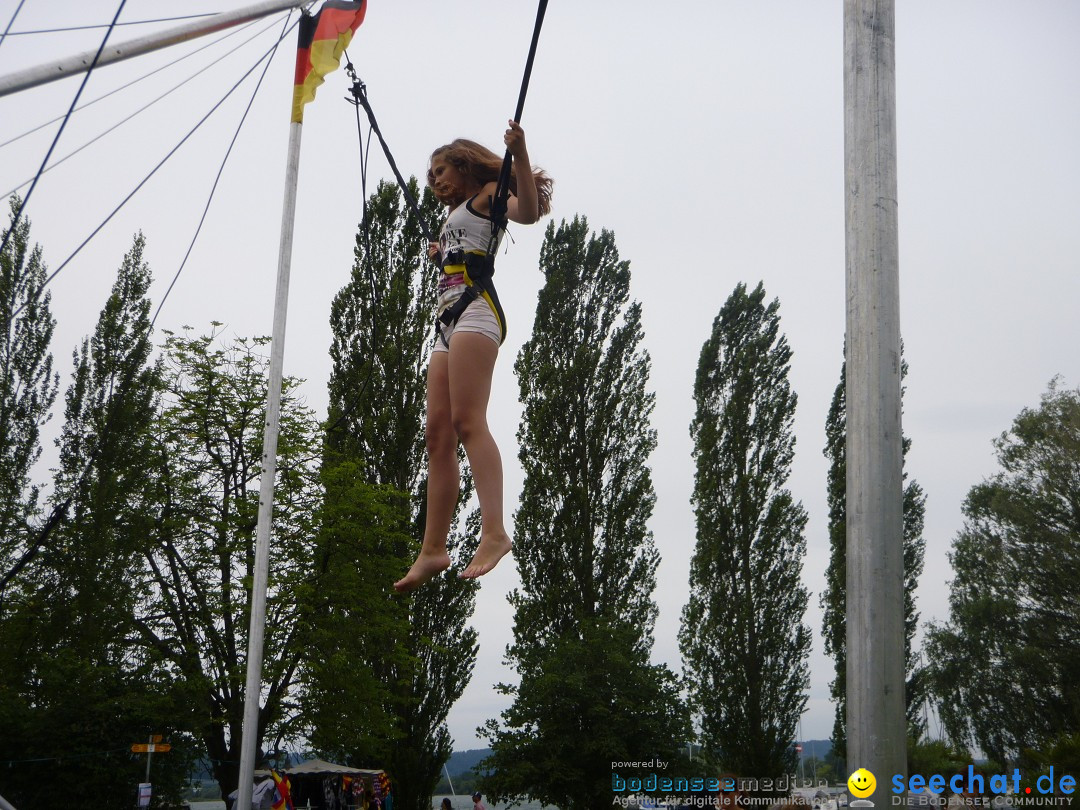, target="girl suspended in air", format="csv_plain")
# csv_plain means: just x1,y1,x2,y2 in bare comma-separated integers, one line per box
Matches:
394,120,553,593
